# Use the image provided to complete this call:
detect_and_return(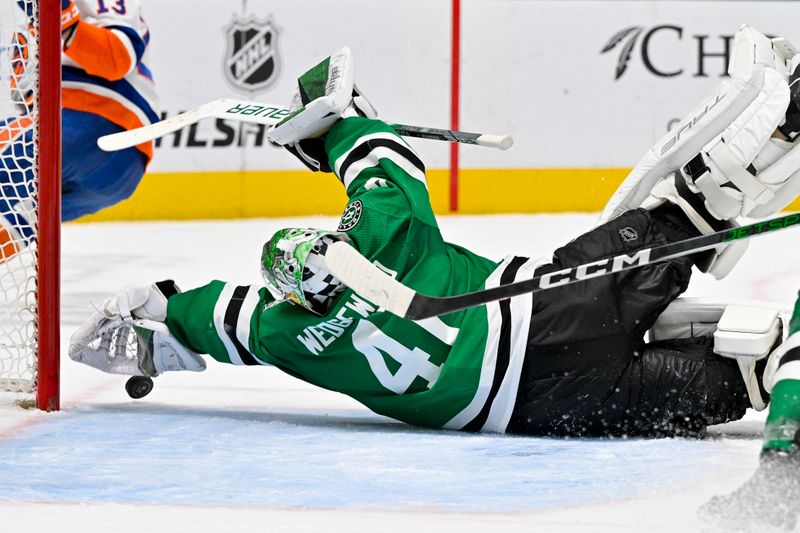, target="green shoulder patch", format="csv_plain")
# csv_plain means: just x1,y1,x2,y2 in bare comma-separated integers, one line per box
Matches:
338,200,363,231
